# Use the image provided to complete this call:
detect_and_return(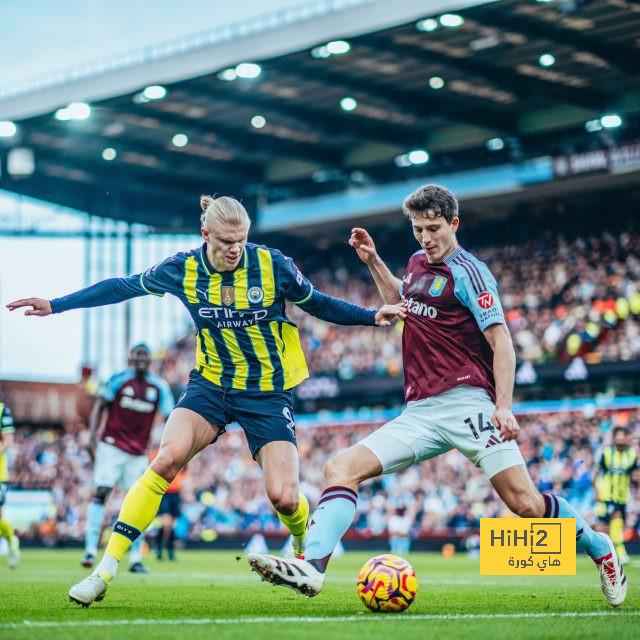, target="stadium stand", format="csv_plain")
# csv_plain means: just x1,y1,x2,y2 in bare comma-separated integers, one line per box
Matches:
7,407,639,545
